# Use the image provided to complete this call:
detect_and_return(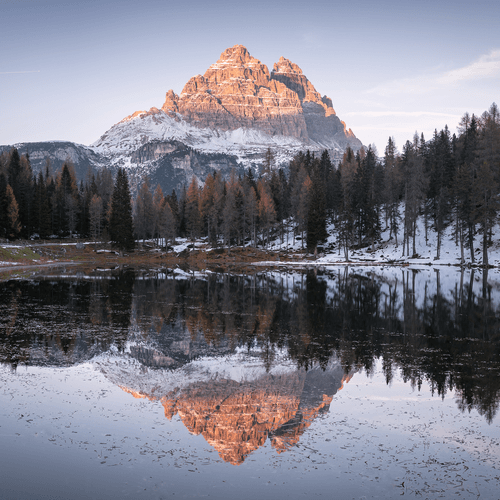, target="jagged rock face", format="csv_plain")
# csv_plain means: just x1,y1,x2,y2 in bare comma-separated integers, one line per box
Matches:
130,140,187,164
160,45,360,149
162,45,307,139
271,56,335,115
